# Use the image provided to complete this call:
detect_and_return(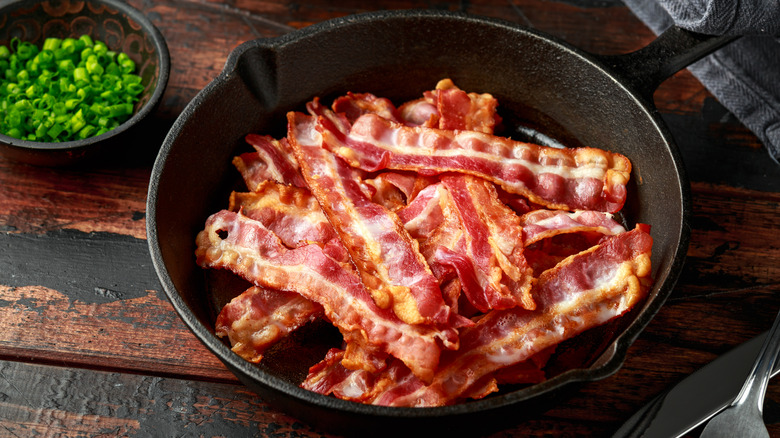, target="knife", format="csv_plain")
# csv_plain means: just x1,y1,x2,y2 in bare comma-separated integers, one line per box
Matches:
613,331,780,438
